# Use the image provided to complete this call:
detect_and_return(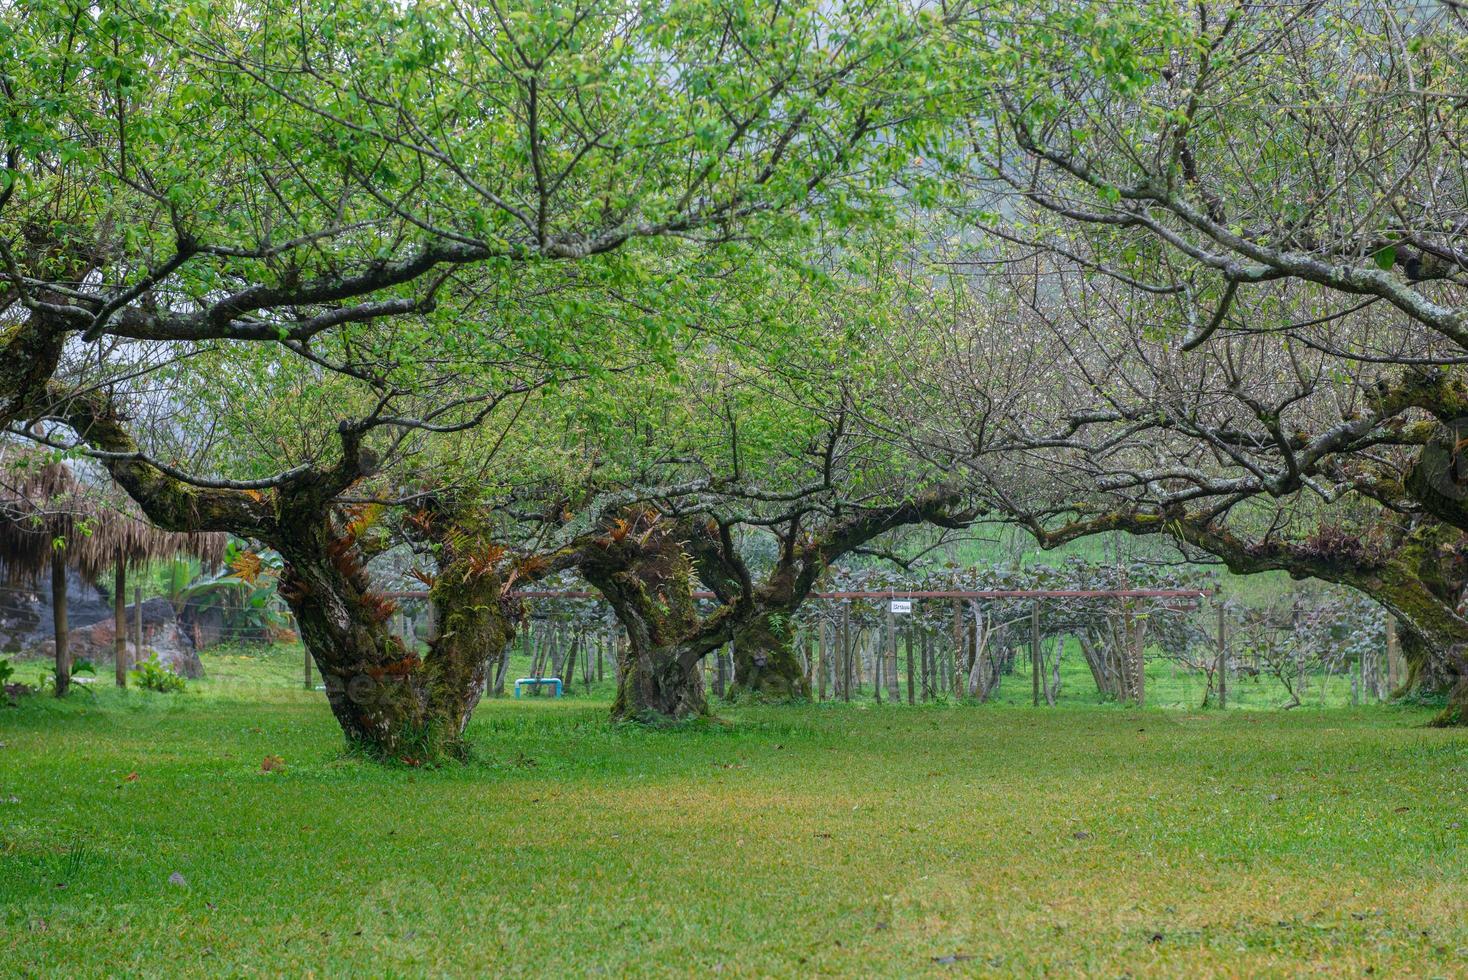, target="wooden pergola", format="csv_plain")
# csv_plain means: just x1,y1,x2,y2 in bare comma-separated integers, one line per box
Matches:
0,448,226,695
